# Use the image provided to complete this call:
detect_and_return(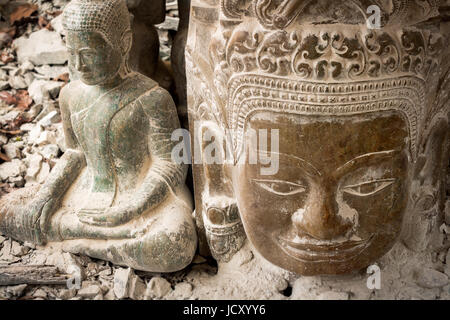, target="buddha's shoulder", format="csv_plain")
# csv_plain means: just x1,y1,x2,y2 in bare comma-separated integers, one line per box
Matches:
133,74,174,108
59,80,84,106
